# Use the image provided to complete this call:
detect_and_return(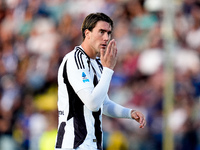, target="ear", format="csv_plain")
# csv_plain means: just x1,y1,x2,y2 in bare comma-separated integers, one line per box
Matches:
85,29,90,39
